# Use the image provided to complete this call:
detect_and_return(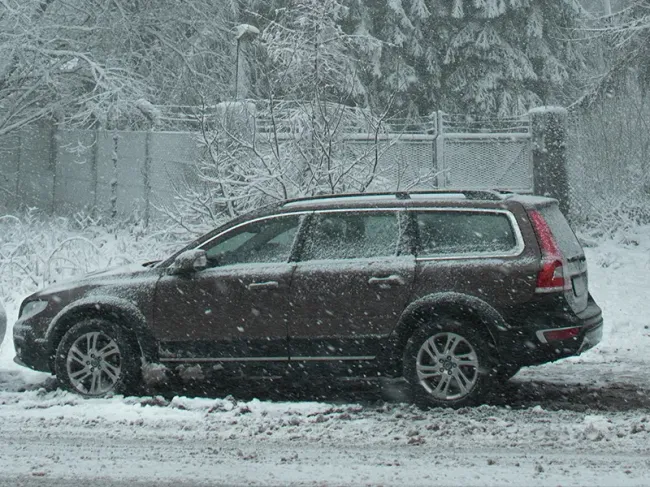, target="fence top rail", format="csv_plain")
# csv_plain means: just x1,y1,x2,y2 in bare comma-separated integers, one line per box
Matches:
440,112,531,134
443,132,531,140
151,104,531,136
